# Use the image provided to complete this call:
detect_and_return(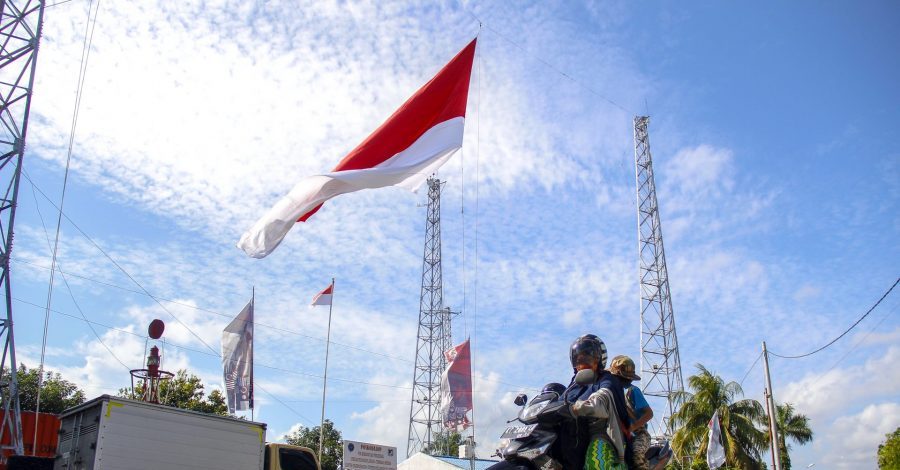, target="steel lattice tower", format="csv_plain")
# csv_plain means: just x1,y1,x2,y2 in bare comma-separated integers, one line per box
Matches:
0,0,46,458
633,116,685,438
407,178,449,457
